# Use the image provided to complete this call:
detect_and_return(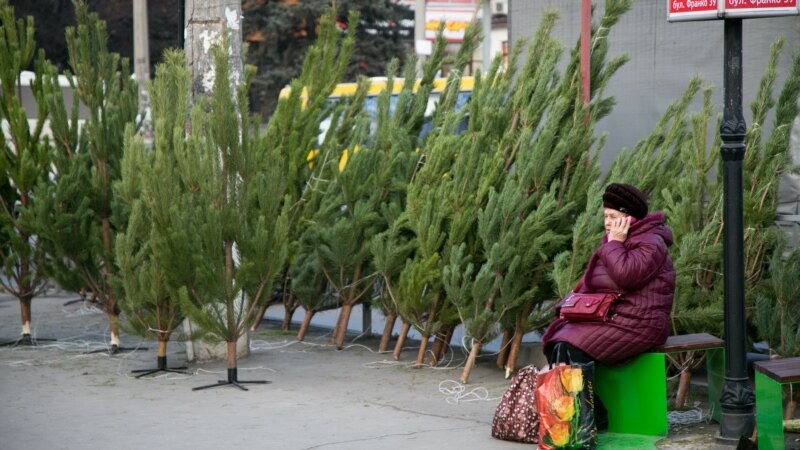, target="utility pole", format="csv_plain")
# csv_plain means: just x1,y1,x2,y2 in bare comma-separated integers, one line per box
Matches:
182,0,247,362
133,0,151,142
184,0,244,99
580,0,590,105
415,0,426,74
482,0,491,72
